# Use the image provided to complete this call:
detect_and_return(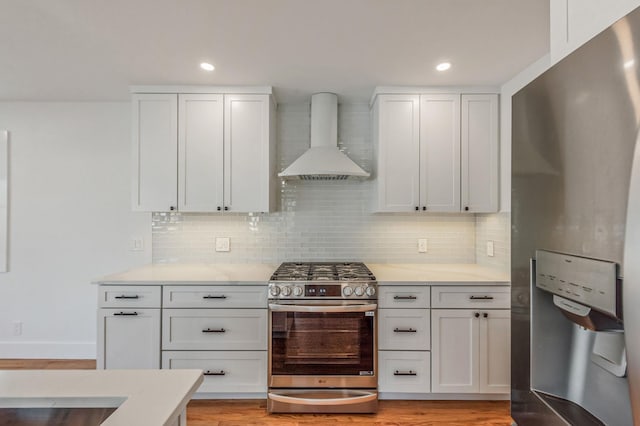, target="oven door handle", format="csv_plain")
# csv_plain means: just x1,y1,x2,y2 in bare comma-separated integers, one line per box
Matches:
268,303,377,313
267,391,377,406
